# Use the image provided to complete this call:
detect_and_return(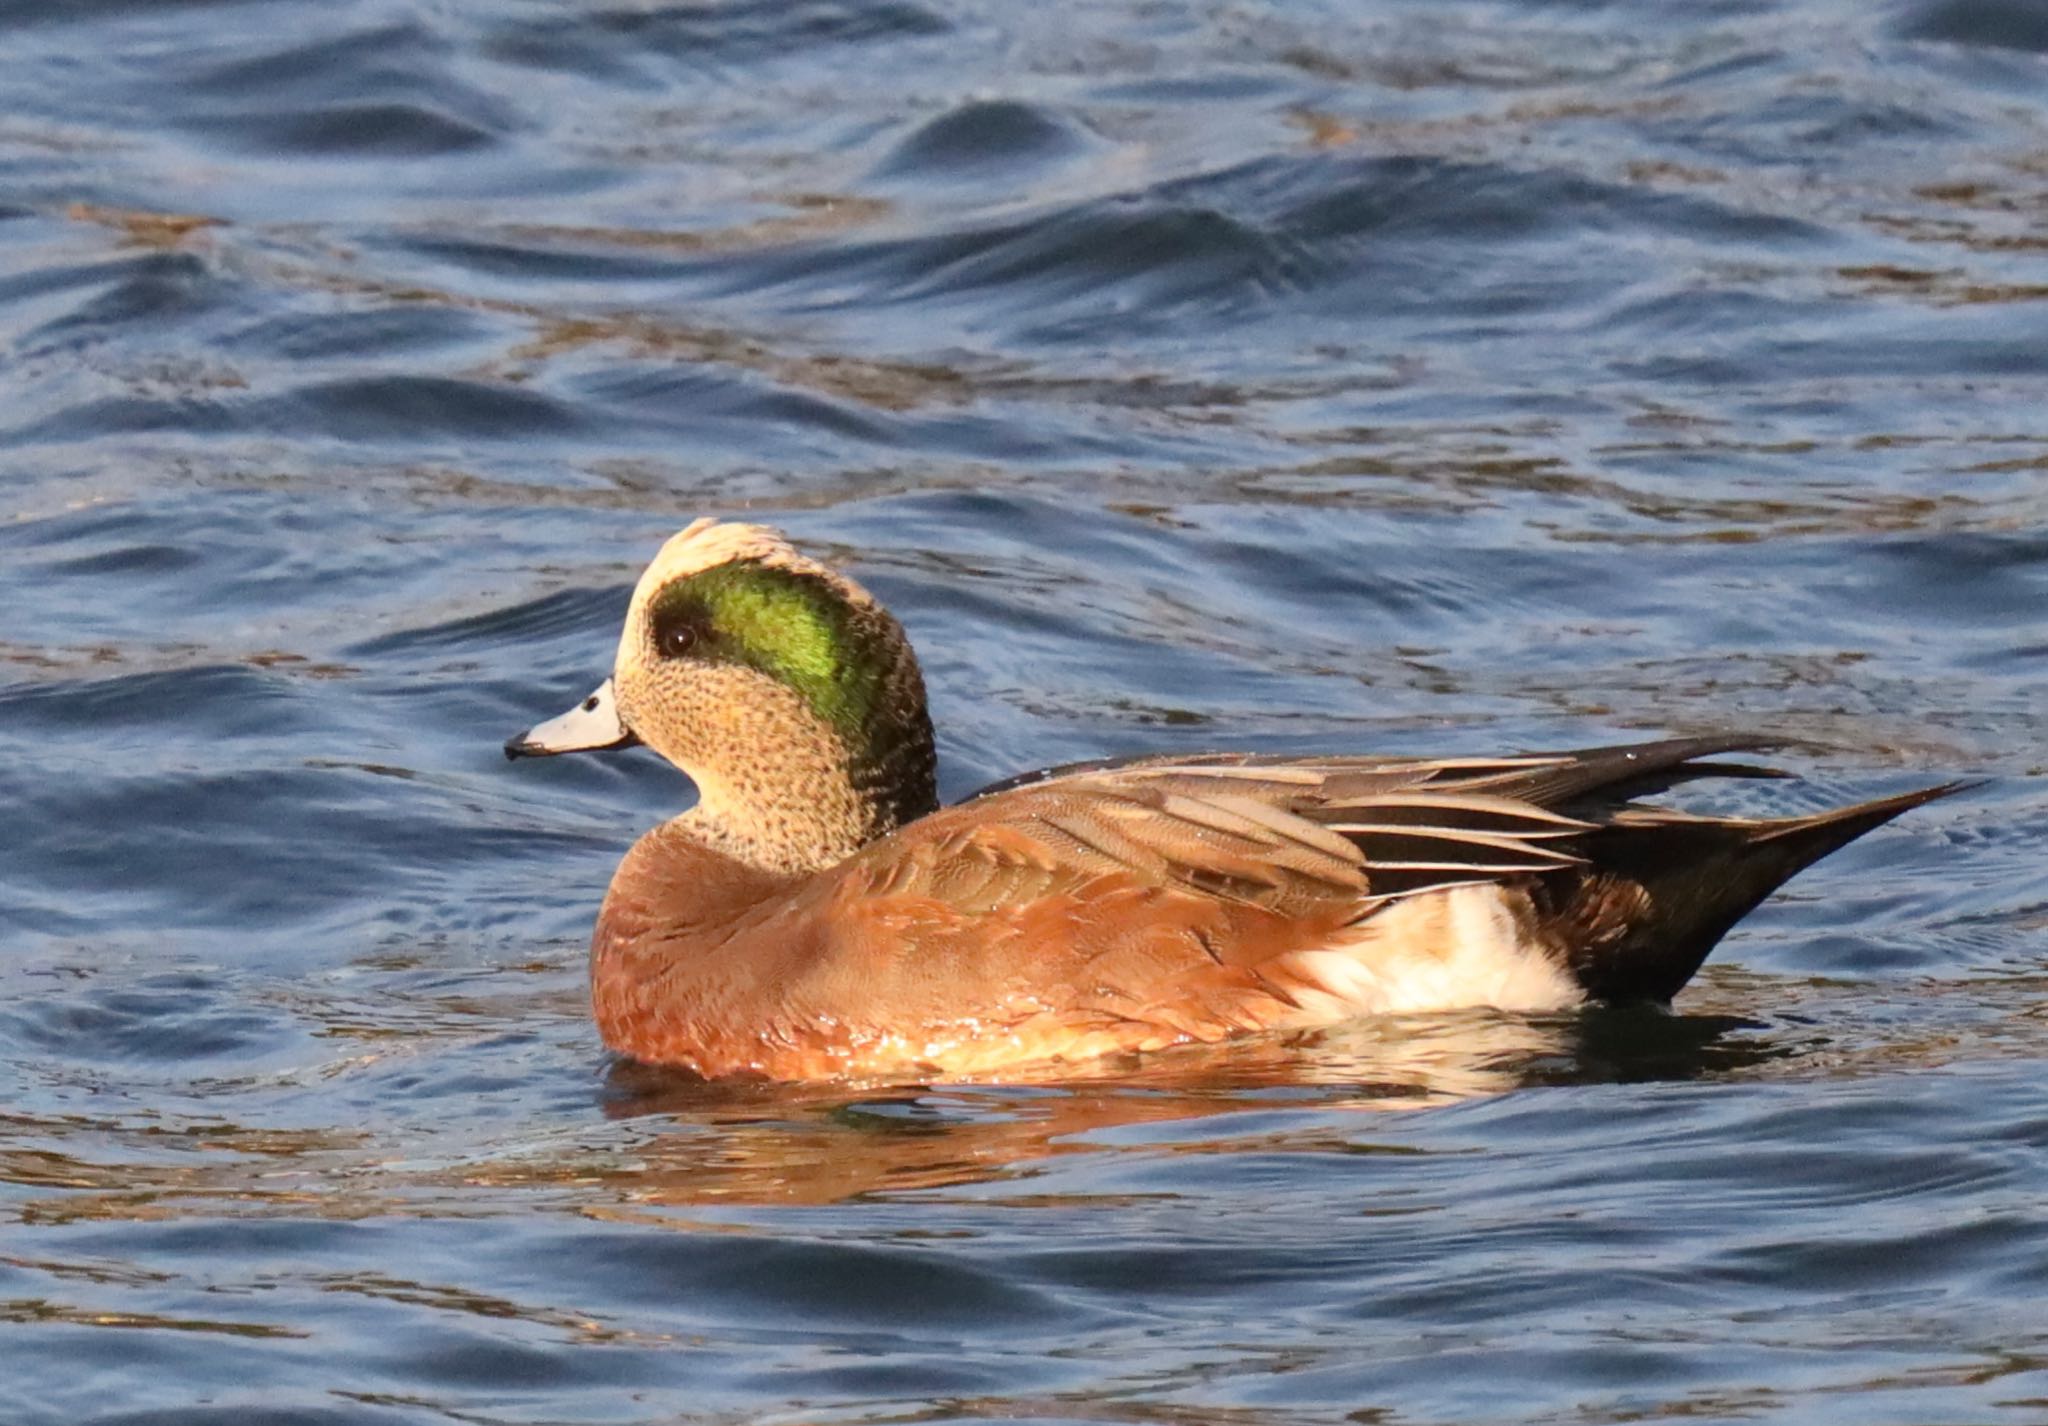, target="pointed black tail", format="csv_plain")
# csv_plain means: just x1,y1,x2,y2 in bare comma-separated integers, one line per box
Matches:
1542,782,1968,1004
